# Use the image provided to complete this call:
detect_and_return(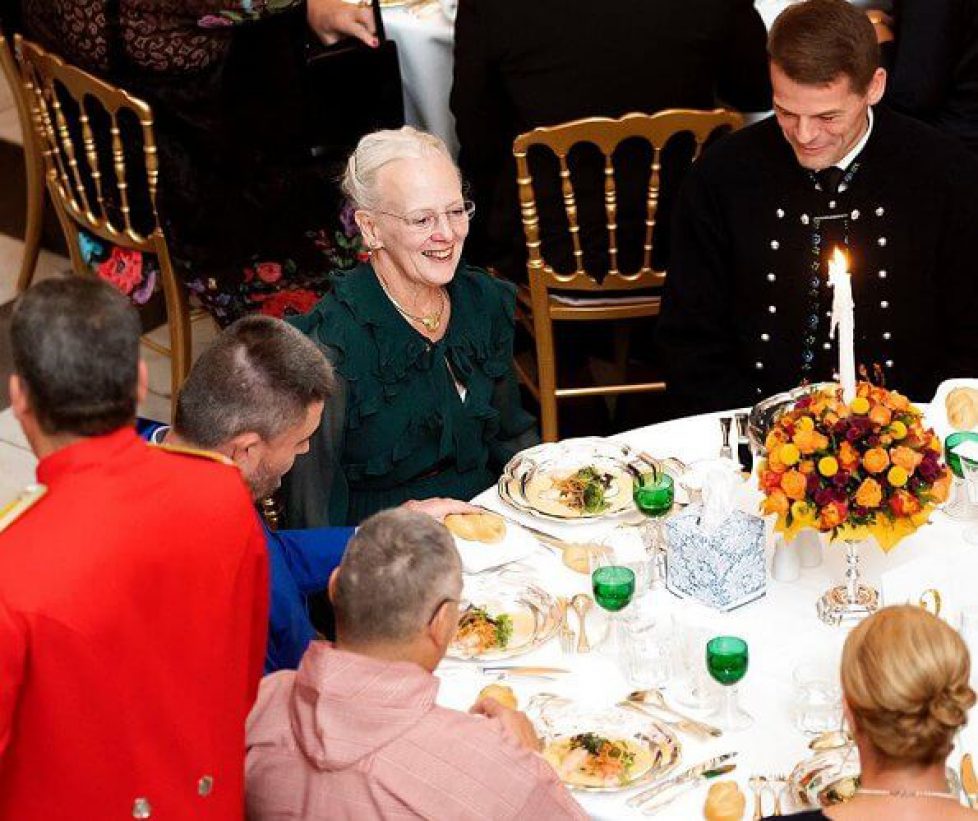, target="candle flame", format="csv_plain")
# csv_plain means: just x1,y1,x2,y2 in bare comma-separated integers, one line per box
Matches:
828,247,849,277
